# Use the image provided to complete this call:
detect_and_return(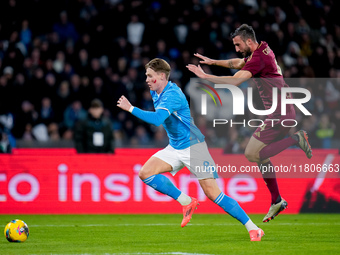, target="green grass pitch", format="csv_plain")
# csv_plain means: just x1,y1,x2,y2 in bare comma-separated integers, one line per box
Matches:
0,214,339,255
